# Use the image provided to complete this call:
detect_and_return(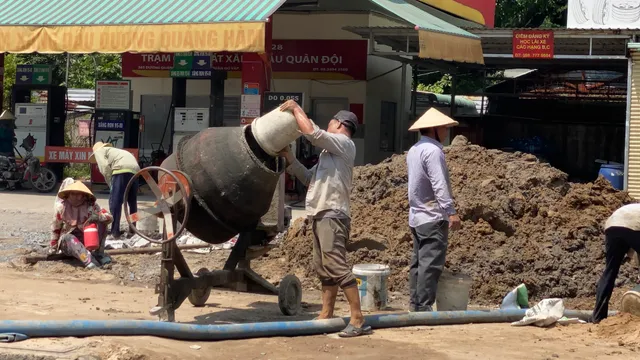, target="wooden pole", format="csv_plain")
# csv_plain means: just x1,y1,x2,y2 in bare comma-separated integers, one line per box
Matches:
24,243,212,265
